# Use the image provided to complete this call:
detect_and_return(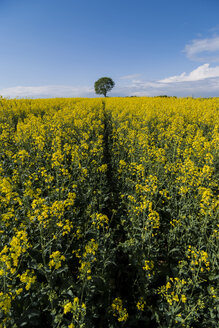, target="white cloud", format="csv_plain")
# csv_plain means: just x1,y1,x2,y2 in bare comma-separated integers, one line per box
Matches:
159,63,219,83
184,36,219,62
0,85,94,98
113,64,219,97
